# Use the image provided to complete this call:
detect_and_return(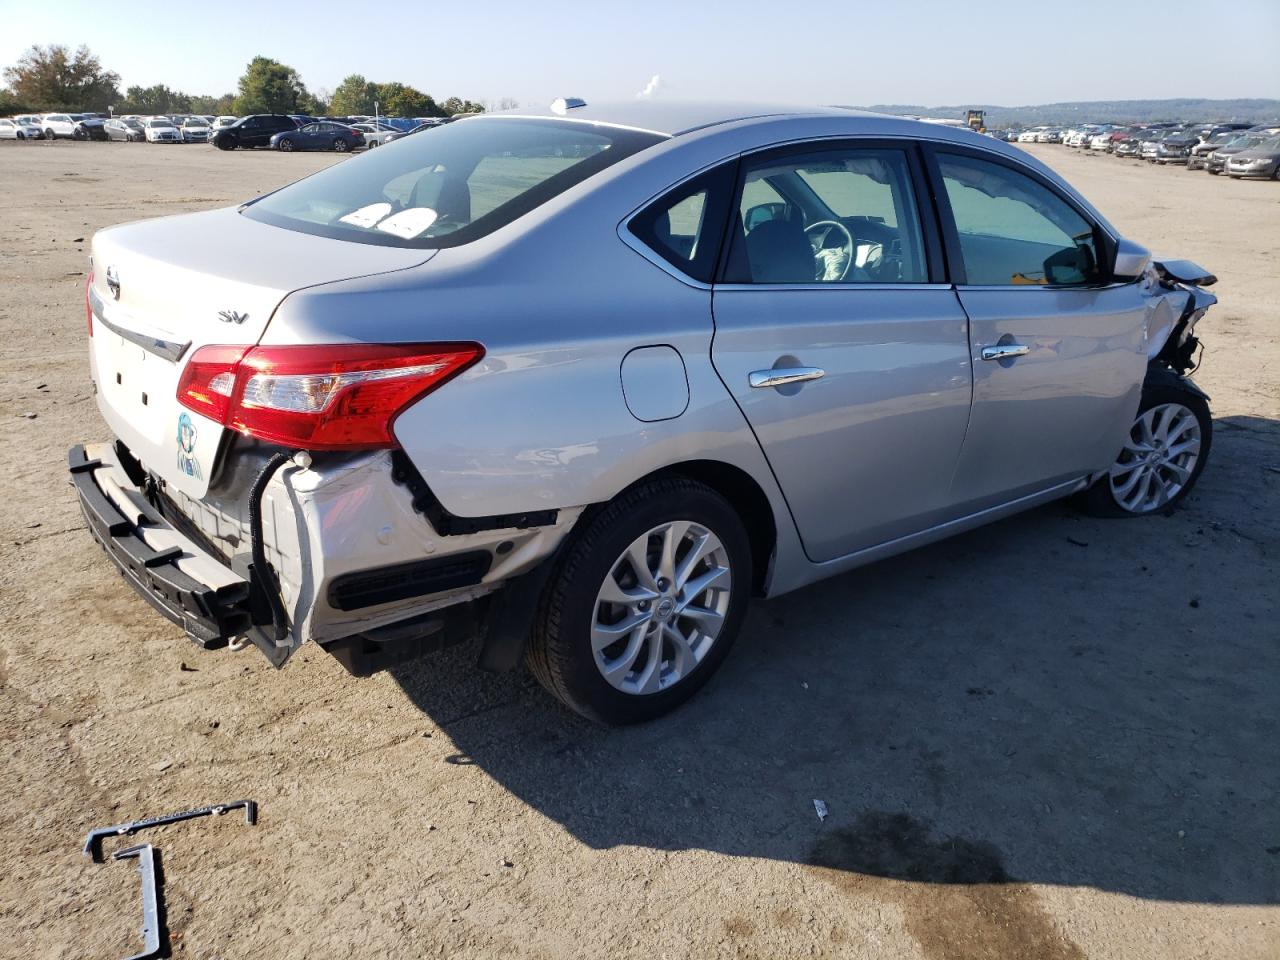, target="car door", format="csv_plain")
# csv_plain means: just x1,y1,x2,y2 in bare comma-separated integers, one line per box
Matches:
709,141,974,563
927,146,1148,510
